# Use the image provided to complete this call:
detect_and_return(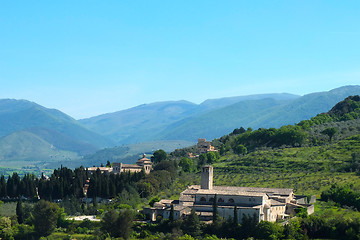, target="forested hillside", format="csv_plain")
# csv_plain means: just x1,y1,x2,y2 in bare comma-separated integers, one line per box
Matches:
169,95,360,197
